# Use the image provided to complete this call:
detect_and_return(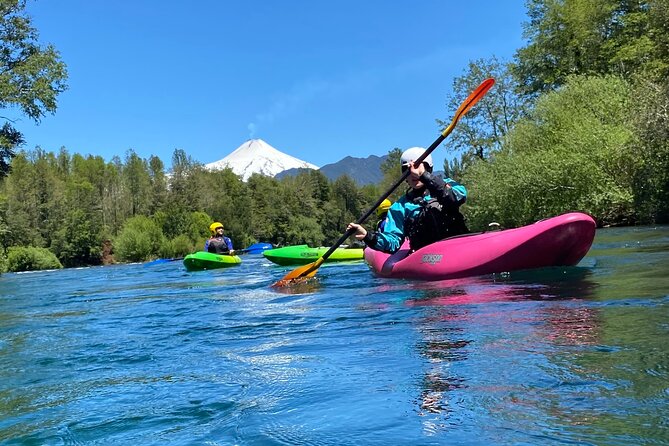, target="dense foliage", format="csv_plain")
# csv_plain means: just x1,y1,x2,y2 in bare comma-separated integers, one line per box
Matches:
0,0,68,178
463,76,640,229
5,246,62,272
442,0,669,230
0,148,392,270
513,0,669,94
